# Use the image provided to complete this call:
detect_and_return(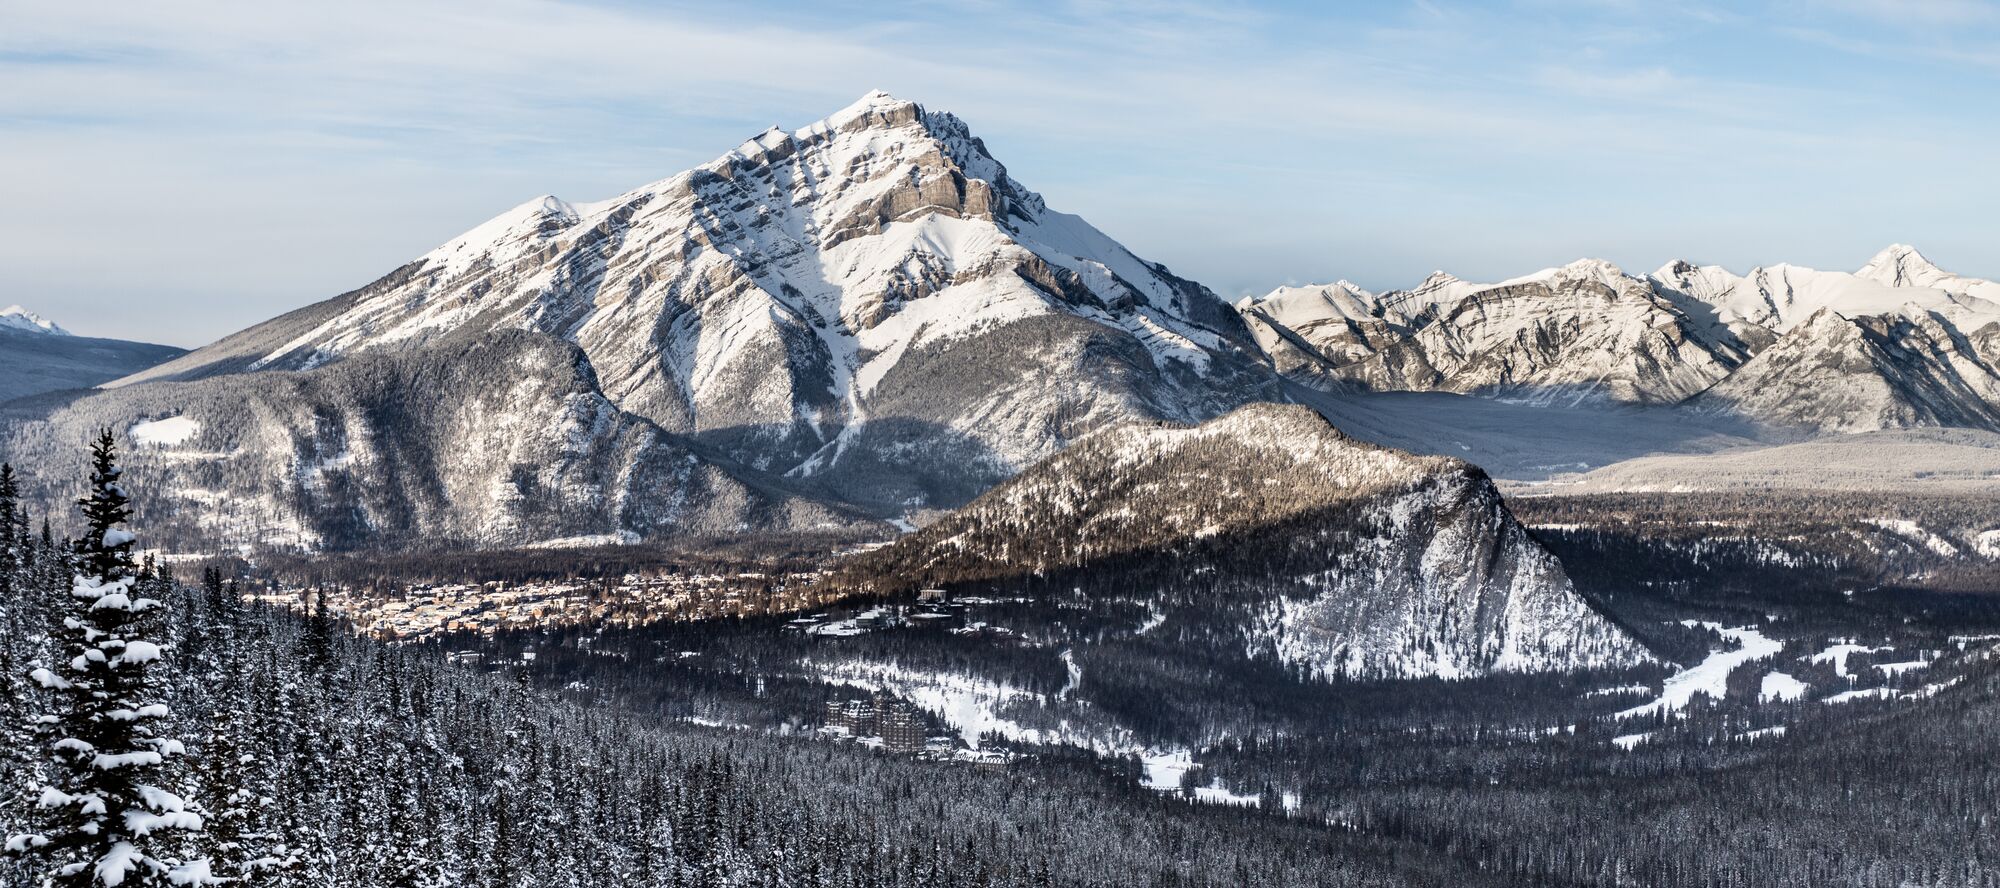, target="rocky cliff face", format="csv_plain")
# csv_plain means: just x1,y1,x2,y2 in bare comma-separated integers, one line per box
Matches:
116,91,1274,516
849,403,1651,678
